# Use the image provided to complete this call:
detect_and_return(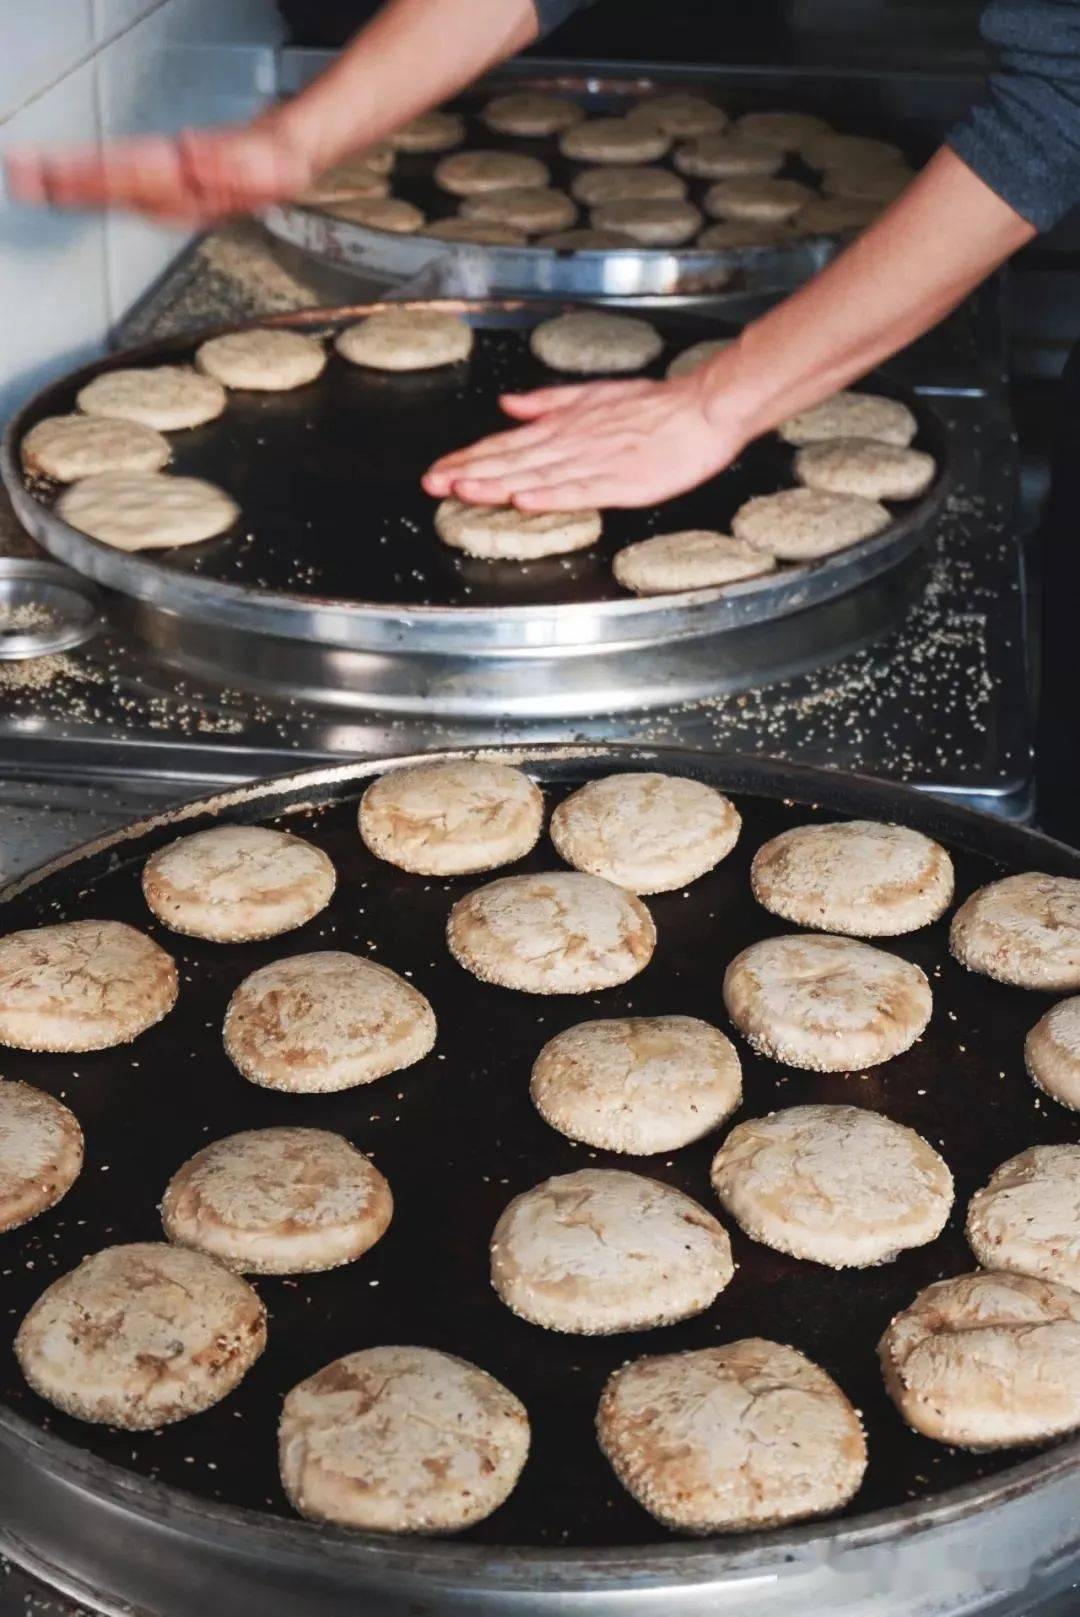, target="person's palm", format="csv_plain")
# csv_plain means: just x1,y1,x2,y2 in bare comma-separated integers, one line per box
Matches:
5,119,316,222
